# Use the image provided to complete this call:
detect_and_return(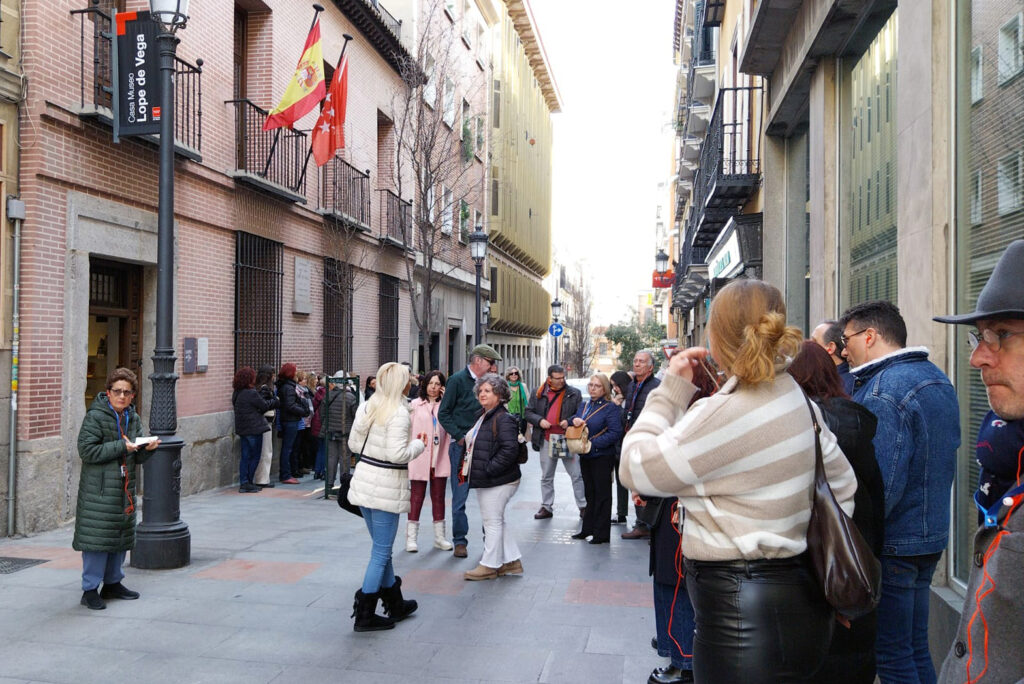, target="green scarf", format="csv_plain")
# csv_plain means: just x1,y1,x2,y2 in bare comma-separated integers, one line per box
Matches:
507,381,527,417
